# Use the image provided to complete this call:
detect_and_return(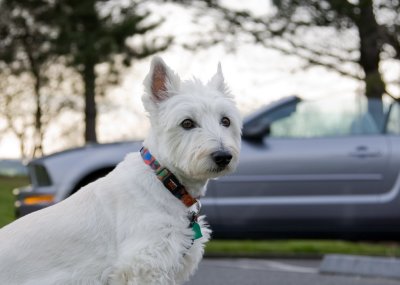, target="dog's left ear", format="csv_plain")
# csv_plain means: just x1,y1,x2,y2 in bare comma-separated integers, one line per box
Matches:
208,63,229,95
